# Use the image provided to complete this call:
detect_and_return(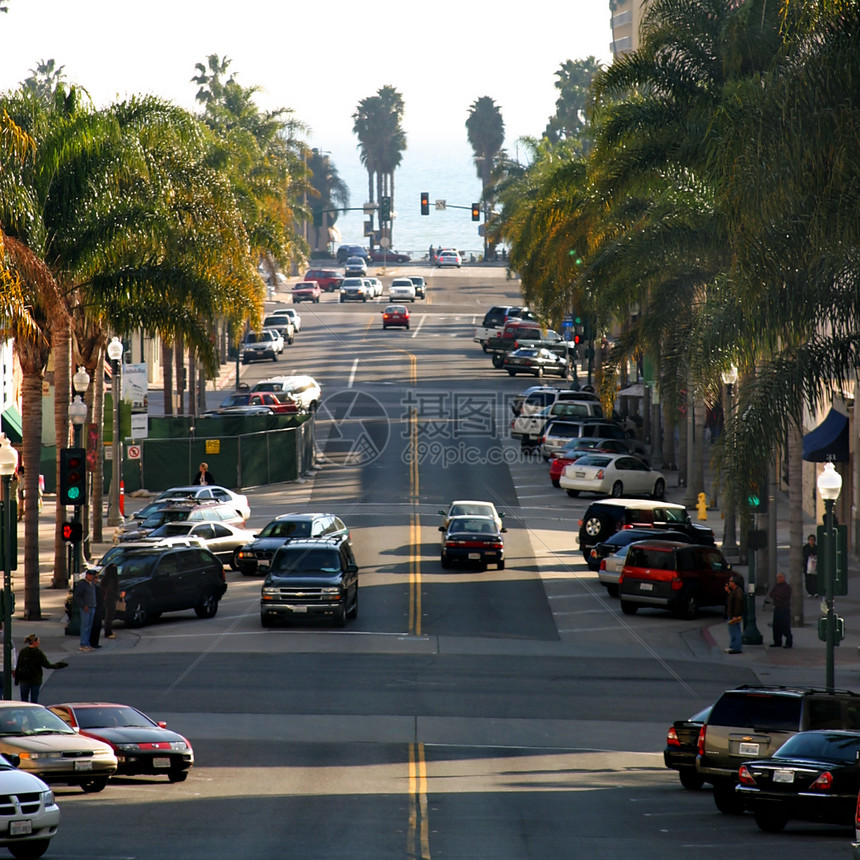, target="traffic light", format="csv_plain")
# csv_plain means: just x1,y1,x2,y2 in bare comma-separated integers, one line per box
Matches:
380,196,391,222
471,203,480,222
747,469,768,513
61,521,83,542
420,192,429,216
59,447,87,506
570,248,583,266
